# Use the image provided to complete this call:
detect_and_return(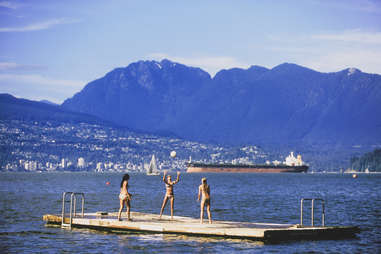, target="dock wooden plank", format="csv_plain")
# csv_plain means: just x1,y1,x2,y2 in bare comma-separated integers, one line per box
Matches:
43,212,359,242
